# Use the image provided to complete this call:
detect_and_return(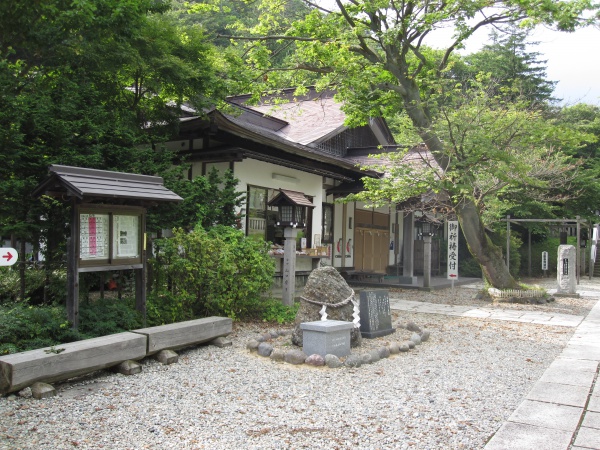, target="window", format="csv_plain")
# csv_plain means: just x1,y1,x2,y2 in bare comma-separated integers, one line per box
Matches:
247,186,267,237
